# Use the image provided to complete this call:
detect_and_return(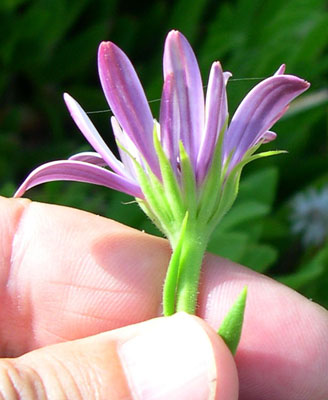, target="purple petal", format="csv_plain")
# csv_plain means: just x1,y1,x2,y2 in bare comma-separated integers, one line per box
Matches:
98,42,159,176
197,62,228,182
256,130,277,144
110,116,139,180
224,74,310,166
14,160,143,199
64,93,127,177
223,71,232,83
163,30,204,169
69,152,107,166
159,73,179,175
